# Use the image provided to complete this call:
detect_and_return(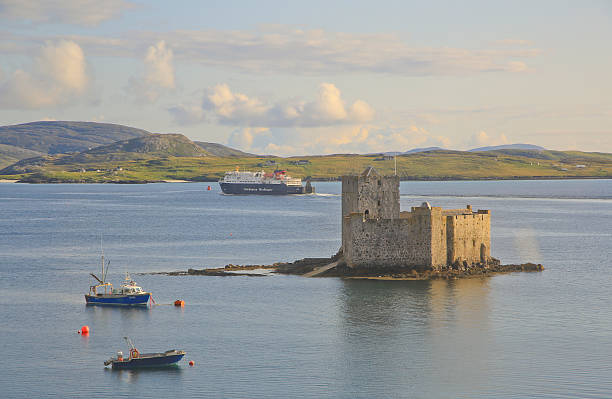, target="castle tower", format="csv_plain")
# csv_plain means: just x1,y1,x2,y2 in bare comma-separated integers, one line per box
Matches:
341,167,400,251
